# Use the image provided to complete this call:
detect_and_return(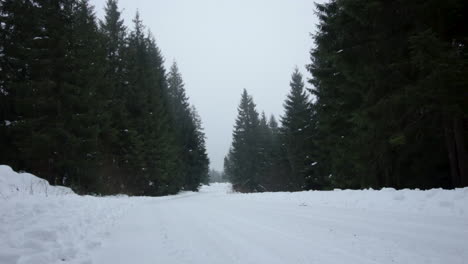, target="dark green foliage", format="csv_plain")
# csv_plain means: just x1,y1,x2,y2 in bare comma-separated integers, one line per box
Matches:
188,106,210,187
224,0,466,192
96,0,129,193
261,115,290,191
167,63,209,191
0,0,104,192
0,0,209,195
226,89,261,192
225,71,324,193
280,68,325,190
0,0,39,174
307,0,468,189
256,112,272,190
225,90,291,192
